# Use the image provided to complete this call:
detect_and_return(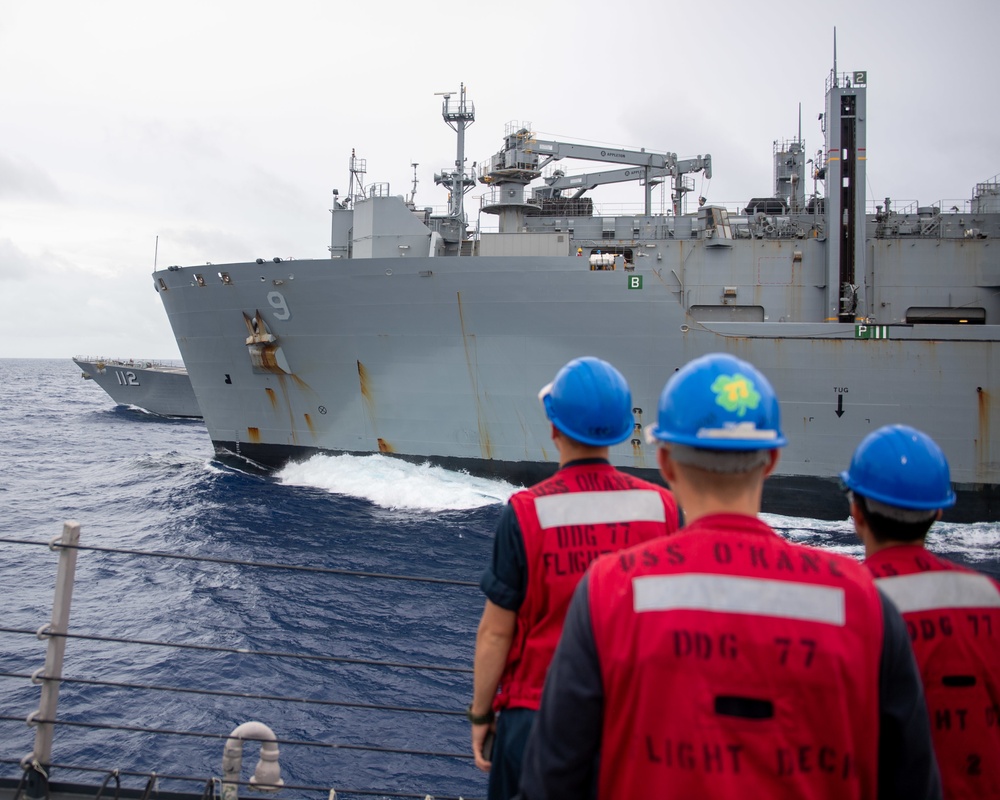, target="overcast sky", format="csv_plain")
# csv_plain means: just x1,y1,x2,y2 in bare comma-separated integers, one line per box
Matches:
3,0,997,359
